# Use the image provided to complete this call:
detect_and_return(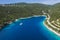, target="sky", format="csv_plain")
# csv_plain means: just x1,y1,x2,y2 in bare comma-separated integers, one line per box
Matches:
0,0,60,5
